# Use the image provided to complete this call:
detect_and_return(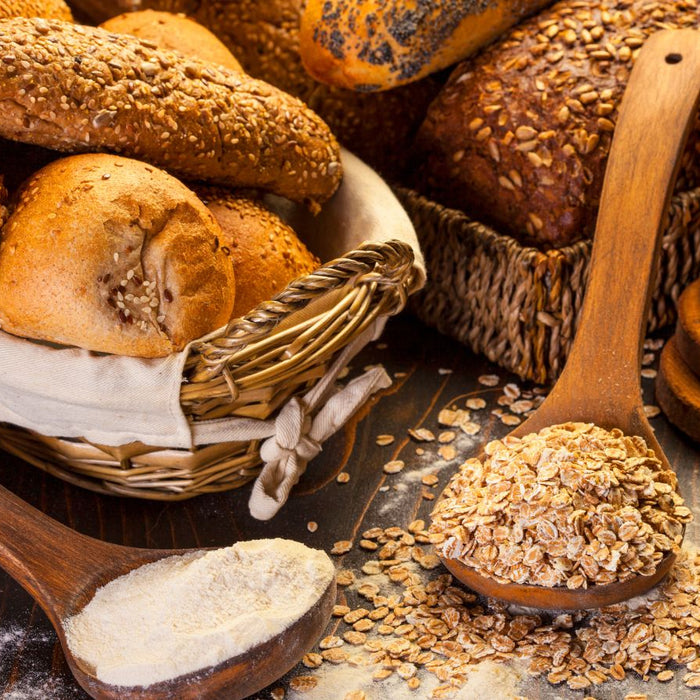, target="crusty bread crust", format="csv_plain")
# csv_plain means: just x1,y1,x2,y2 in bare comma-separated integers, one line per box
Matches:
100,10,244,73
414,0,700,247
0,17,342,208
0,154,236,357
198,188,321,318
299,0,554,91
0,0,72,21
